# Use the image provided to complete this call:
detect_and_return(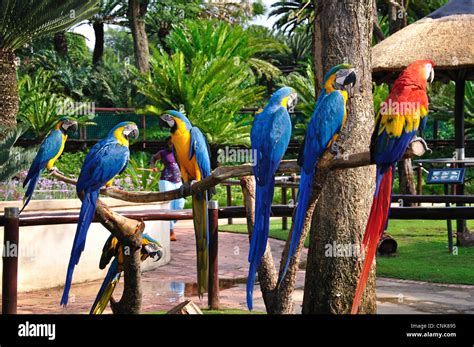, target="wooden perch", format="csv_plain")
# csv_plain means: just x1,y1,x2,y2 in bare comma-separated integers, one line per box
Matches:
90,139,427,204
234,140,426,313
50,171,144,314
